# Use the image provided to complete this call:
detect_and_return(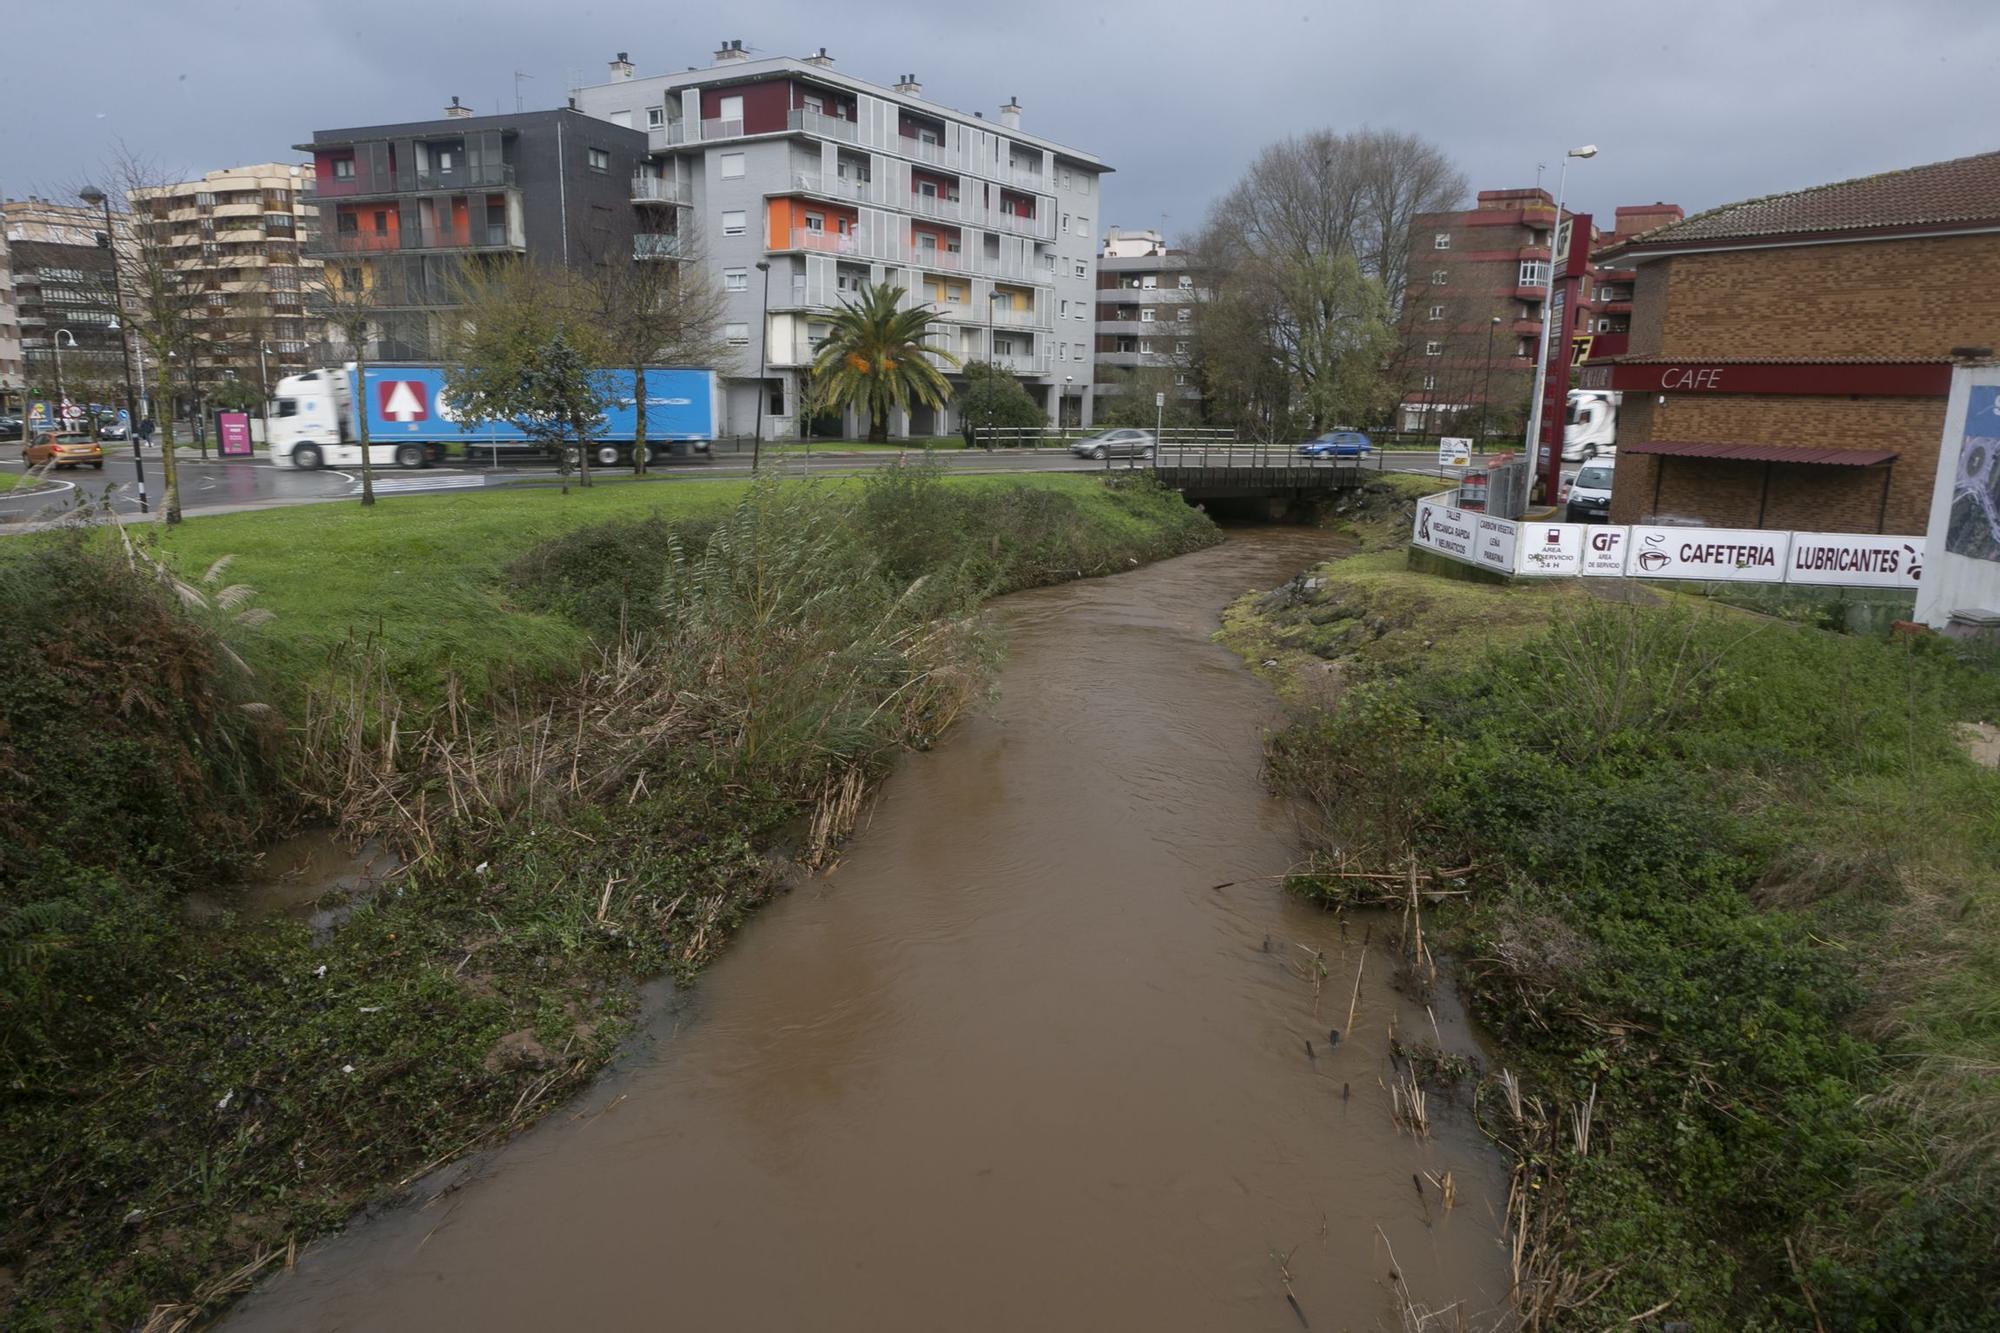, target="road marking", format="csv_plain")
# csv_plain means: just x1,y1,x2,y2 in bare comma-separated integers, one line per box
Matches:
366,475,488,494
